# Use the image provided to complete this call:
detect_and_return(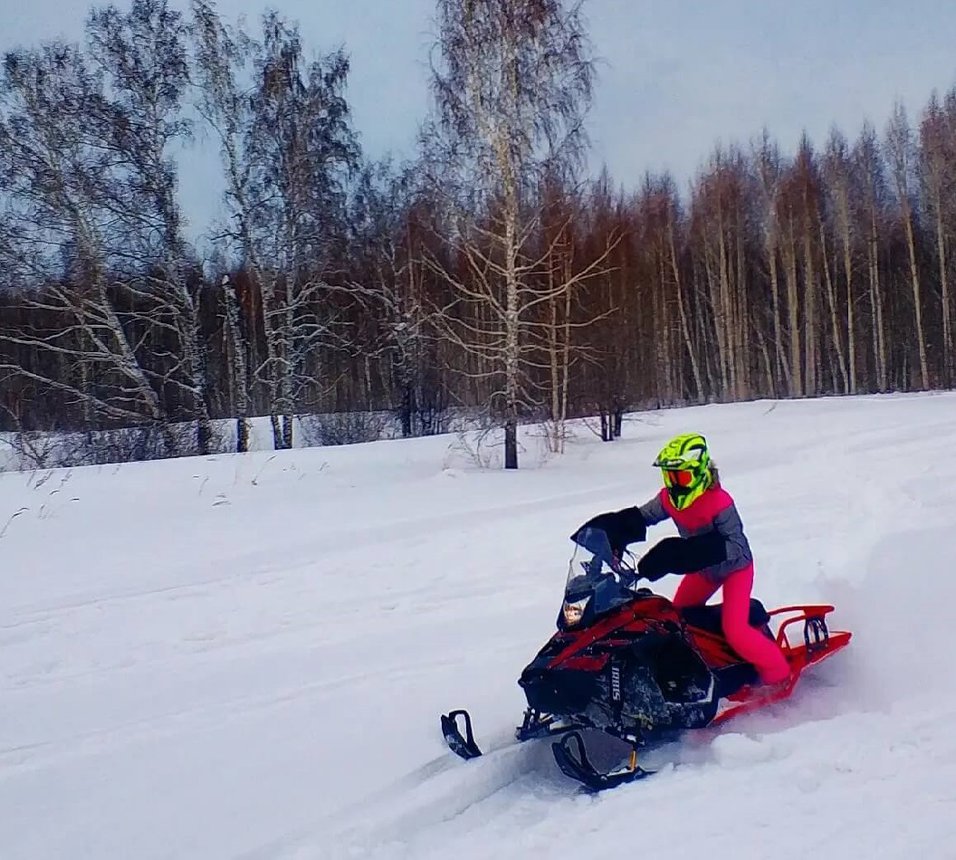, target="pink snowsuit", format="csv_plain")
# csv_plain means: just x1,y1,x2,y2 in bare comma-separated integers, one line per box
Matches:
640,486,791,684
